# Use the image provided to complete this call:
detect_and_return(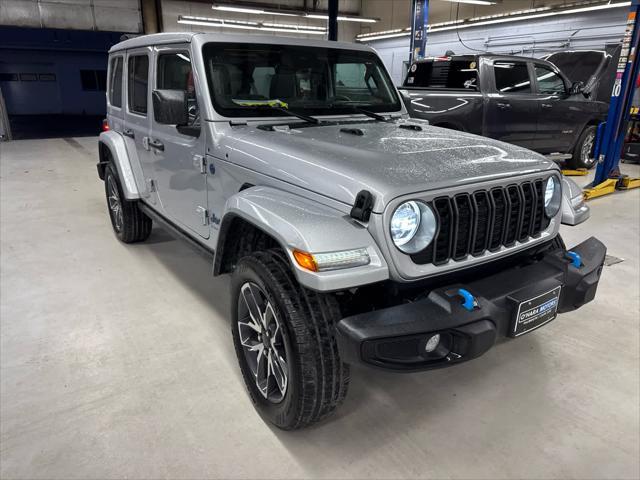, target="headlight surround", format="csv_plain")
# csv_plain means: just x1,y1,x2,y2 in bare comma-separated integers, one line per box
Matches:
390,200,437,254
544,176,562,218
